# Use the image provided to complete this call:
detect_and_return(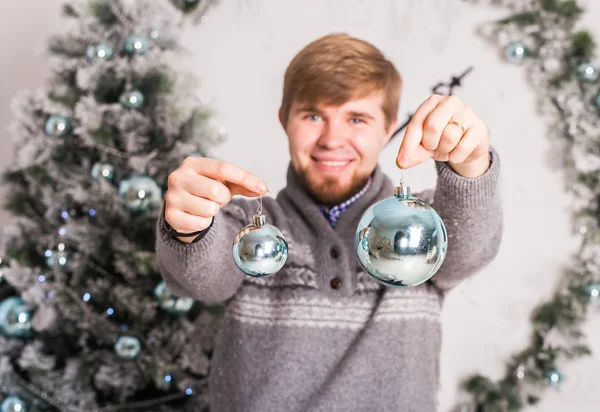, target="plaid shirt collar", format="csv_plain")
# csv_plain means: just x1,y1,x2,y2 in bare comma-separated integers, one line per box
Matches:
318,177,372,227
